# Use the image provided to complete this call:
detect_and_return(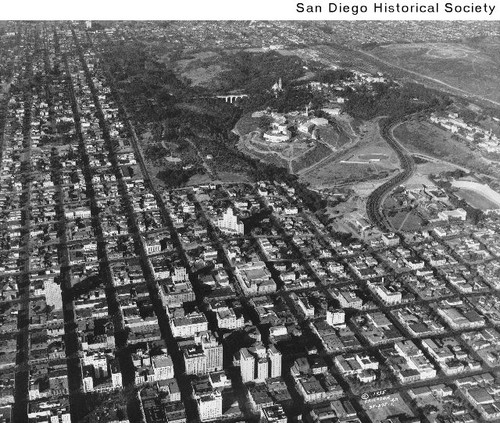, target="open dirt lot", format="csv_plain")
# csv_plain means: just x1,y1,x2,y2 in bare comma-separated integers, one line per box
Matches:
360,393,415,423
